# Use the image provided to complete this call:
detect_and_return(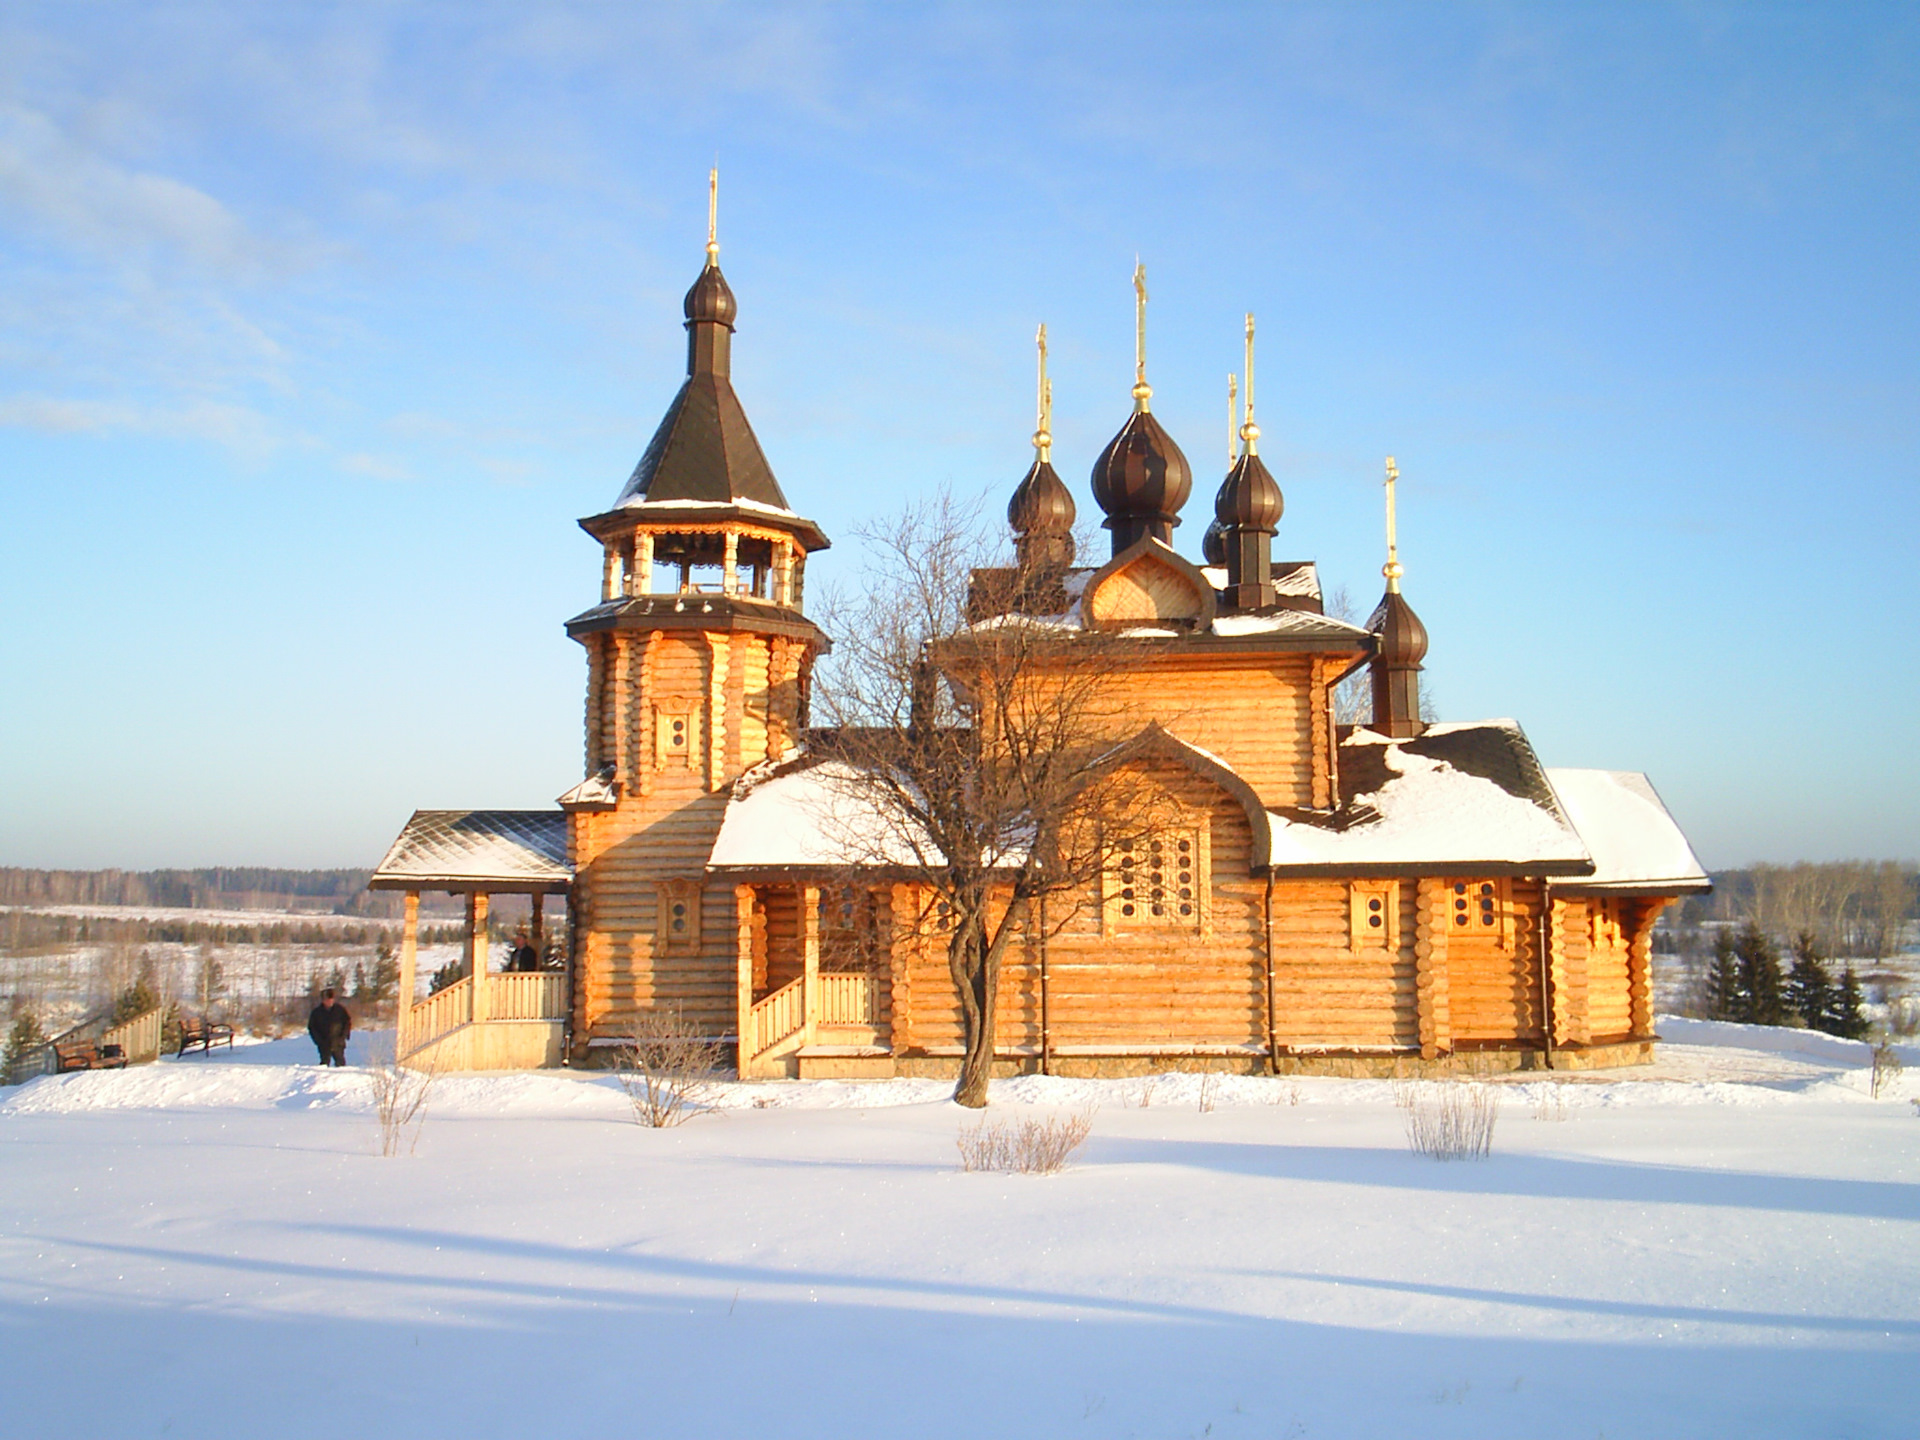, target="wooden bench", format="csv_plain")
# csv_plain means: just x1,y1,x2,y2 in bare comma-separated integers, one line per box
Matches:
177,1016,236,1056
55,1042,128,1072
